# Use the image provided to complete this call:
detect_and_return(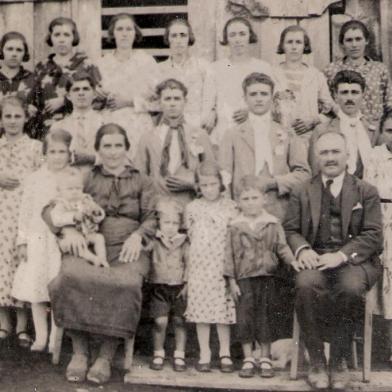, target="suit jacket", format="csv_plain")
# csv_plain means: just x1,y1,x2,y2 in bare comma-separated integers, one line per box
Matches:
309,117,378,178
283,173,383,285
135,121,215,206
219,119,311,220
